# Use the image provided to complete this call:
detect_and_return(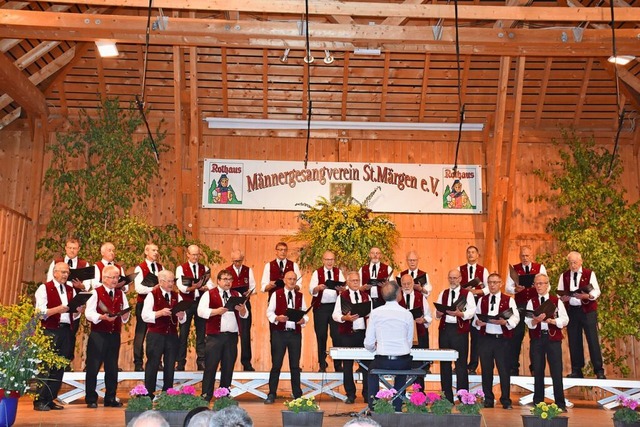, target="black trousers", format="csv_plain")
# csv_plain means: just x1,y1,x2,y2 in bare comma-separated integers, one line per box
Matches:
201,332,239,400
439,323,469,403
85,330,121,404
268,330,302,397
133,301,147,368
339,330,368,401
36,326,73,405
177,302,206,368
531,332,566,408
468,325,480,371
239,300,253,369
144,332,179,396
507,305,533,374
478,334,511,406
567,307,604,374
413,329,430,390
313,303,340,369
367,354,412,412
